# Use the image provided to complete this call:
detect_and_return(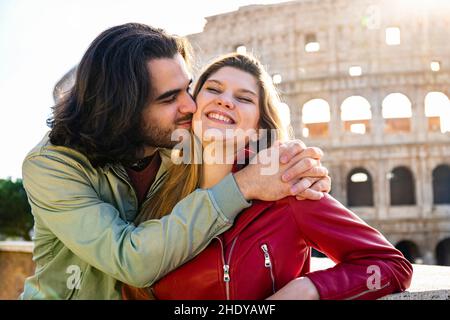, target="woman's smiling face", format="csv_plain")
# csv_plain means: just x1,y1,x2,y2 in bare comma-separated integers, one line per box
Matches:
193,66,260,142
